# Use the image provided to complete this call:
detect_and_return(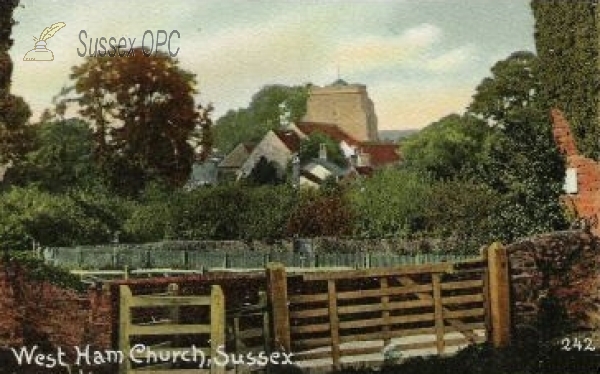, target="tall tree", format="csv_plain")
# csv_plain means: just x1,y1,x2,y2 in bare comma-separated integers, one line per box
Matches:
0,0,34,165
297,132,347,168
5,118,96,192
64,47,200,195
532,0,600,158
468,51,567,241
213,84,310,153
402,113,496,180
